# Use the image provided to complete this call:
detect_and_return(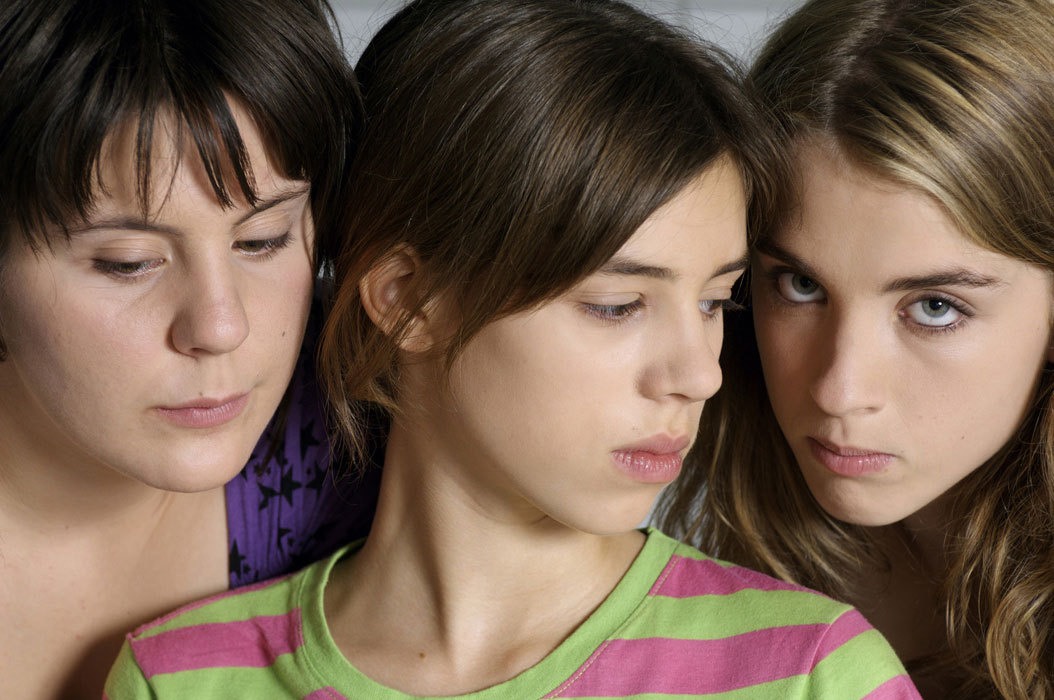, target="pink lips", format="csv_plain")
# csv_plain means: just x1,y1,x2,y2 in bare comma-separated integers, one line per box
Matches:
155,393,249,429
613,434,690,484
808,437,893,477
